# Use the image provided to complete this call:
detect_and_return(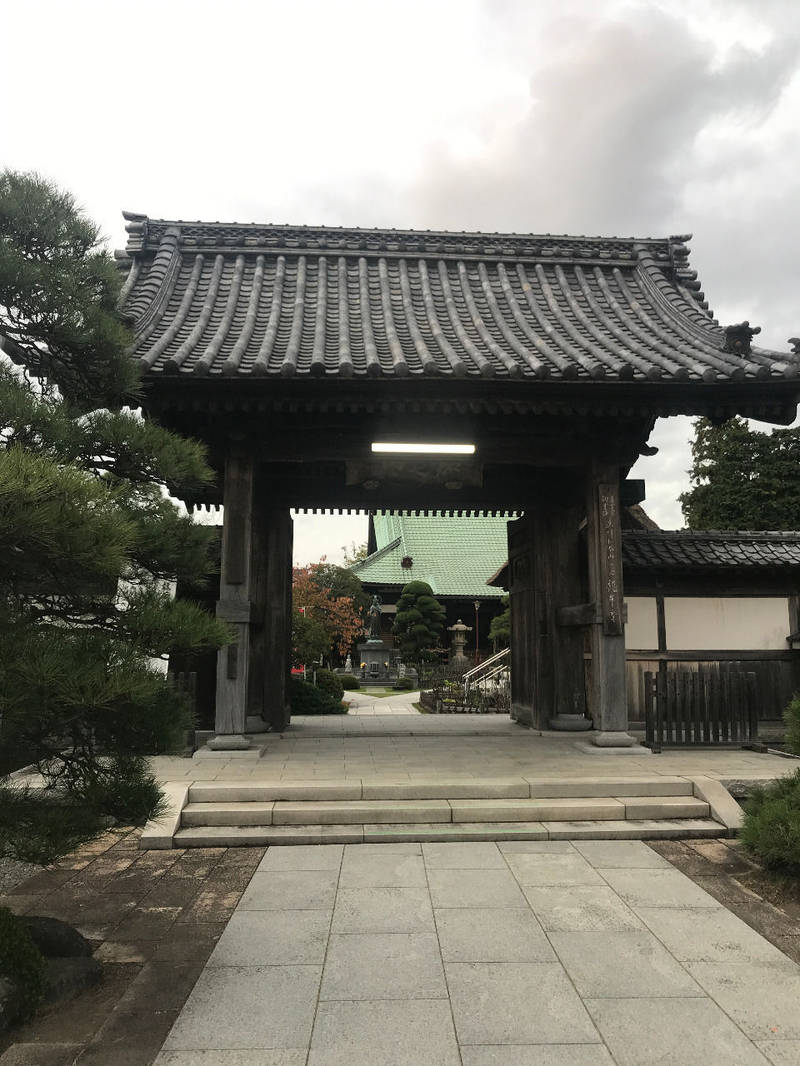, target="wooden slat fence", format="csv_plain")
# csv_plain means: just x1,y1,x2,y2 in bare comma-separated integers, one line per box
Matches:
643,663,758,752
